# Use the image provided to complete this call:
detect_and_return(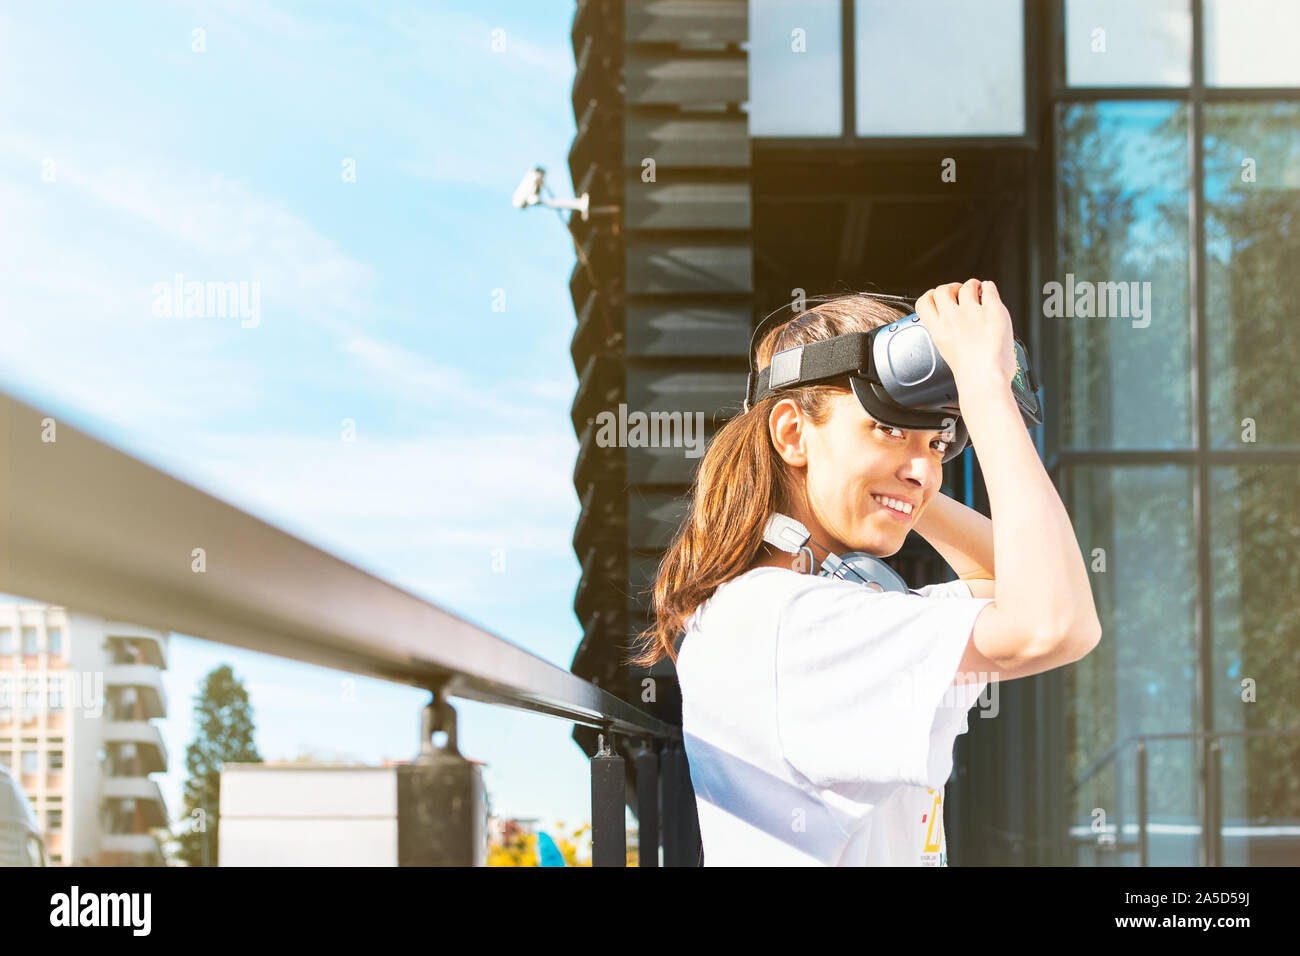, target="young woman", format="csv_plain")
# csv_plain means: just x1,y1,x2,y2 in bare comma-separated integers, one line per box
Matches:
628,278,1102,866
